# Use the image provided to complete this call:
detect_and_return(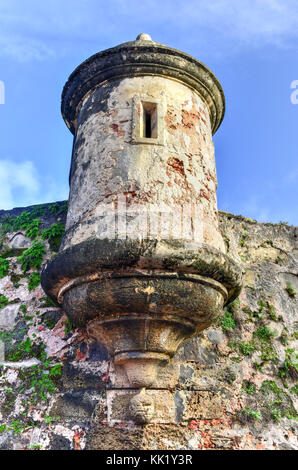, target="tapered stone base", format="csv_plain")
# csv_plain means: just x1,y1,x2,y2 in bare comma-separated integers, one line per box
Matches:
41,239,242,422
64,273,226,389
113,352,169,388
